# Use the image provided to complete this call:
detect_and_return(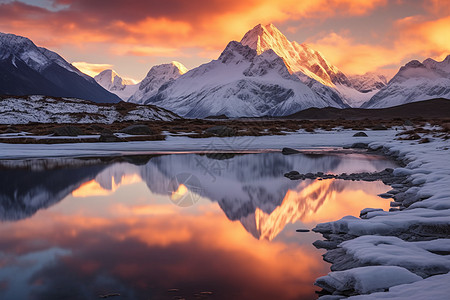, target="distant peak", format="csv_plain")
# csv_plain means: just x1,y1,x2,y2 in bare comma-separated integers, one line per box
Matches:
98,69,117,76
404,60,425,69
170,61,188,74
